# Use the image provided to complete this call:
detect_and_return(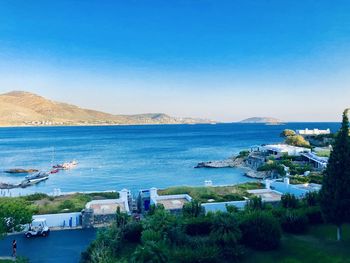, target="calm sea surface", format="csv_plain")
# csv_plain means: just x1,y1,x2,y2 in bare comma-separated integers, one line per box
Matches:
0,123,340,195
